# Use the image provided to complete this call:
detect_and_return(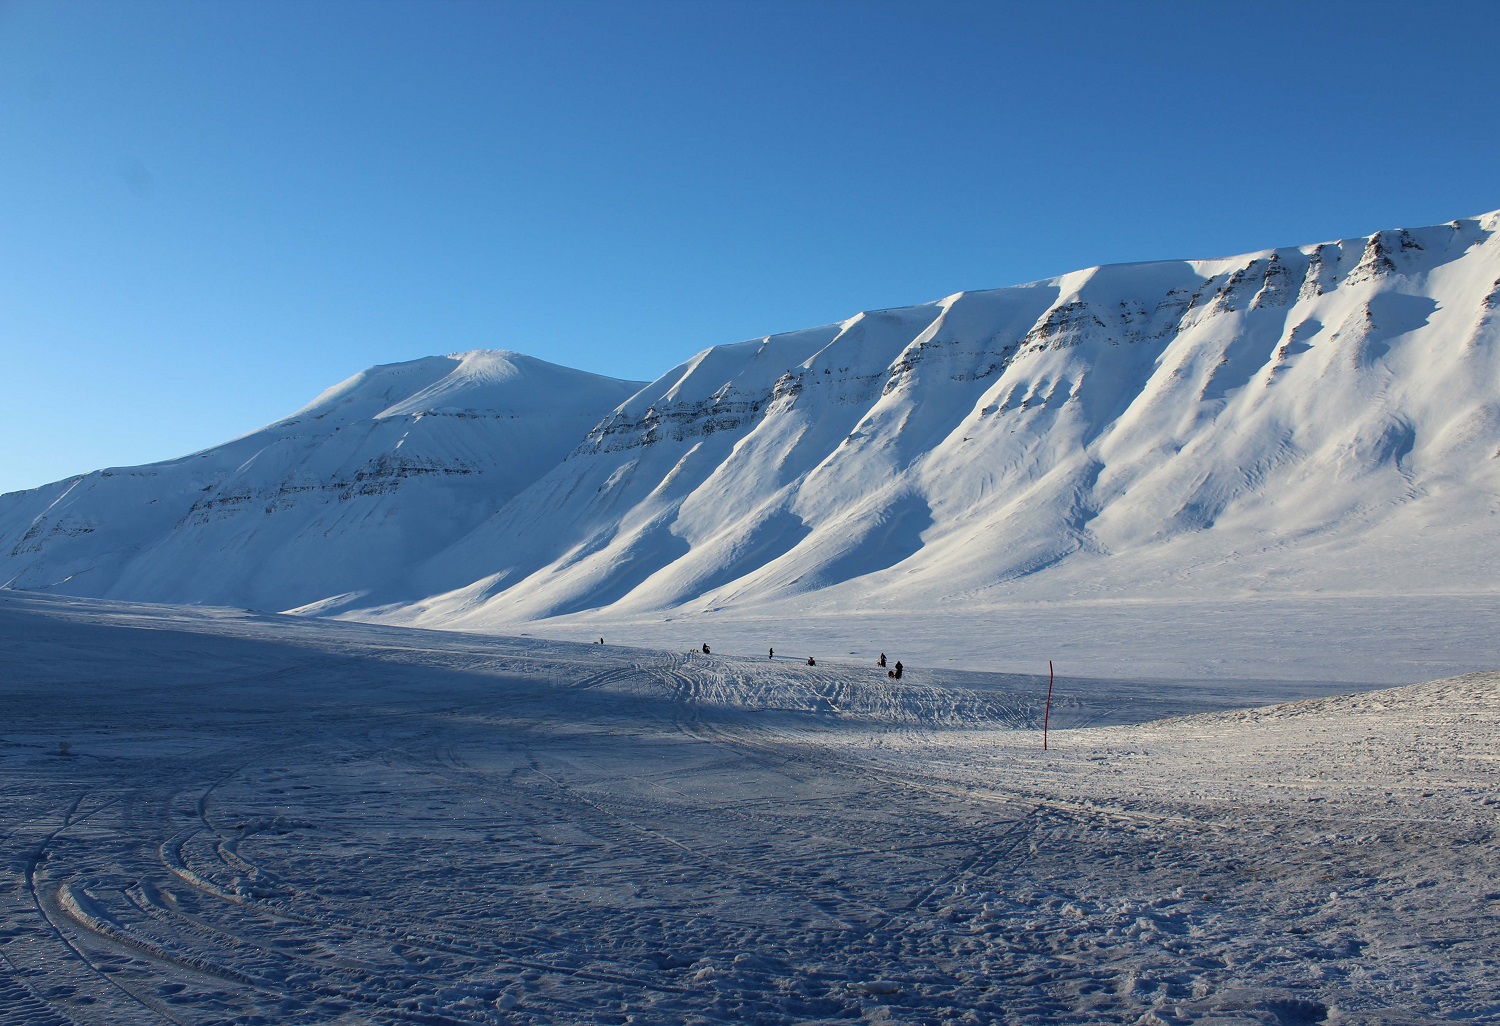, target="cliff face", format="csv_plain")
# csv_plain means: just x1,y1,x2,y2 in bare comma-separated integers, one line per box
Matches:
5,213,1499,625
